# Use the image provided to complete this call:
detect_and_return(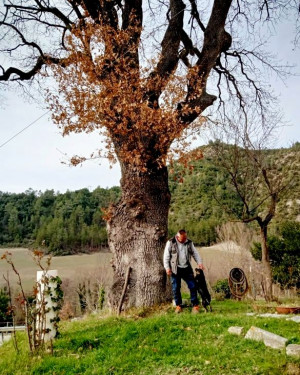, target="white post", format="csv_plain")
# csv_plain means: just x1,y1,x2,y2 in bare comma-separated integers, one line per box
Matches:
36,270,58,342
